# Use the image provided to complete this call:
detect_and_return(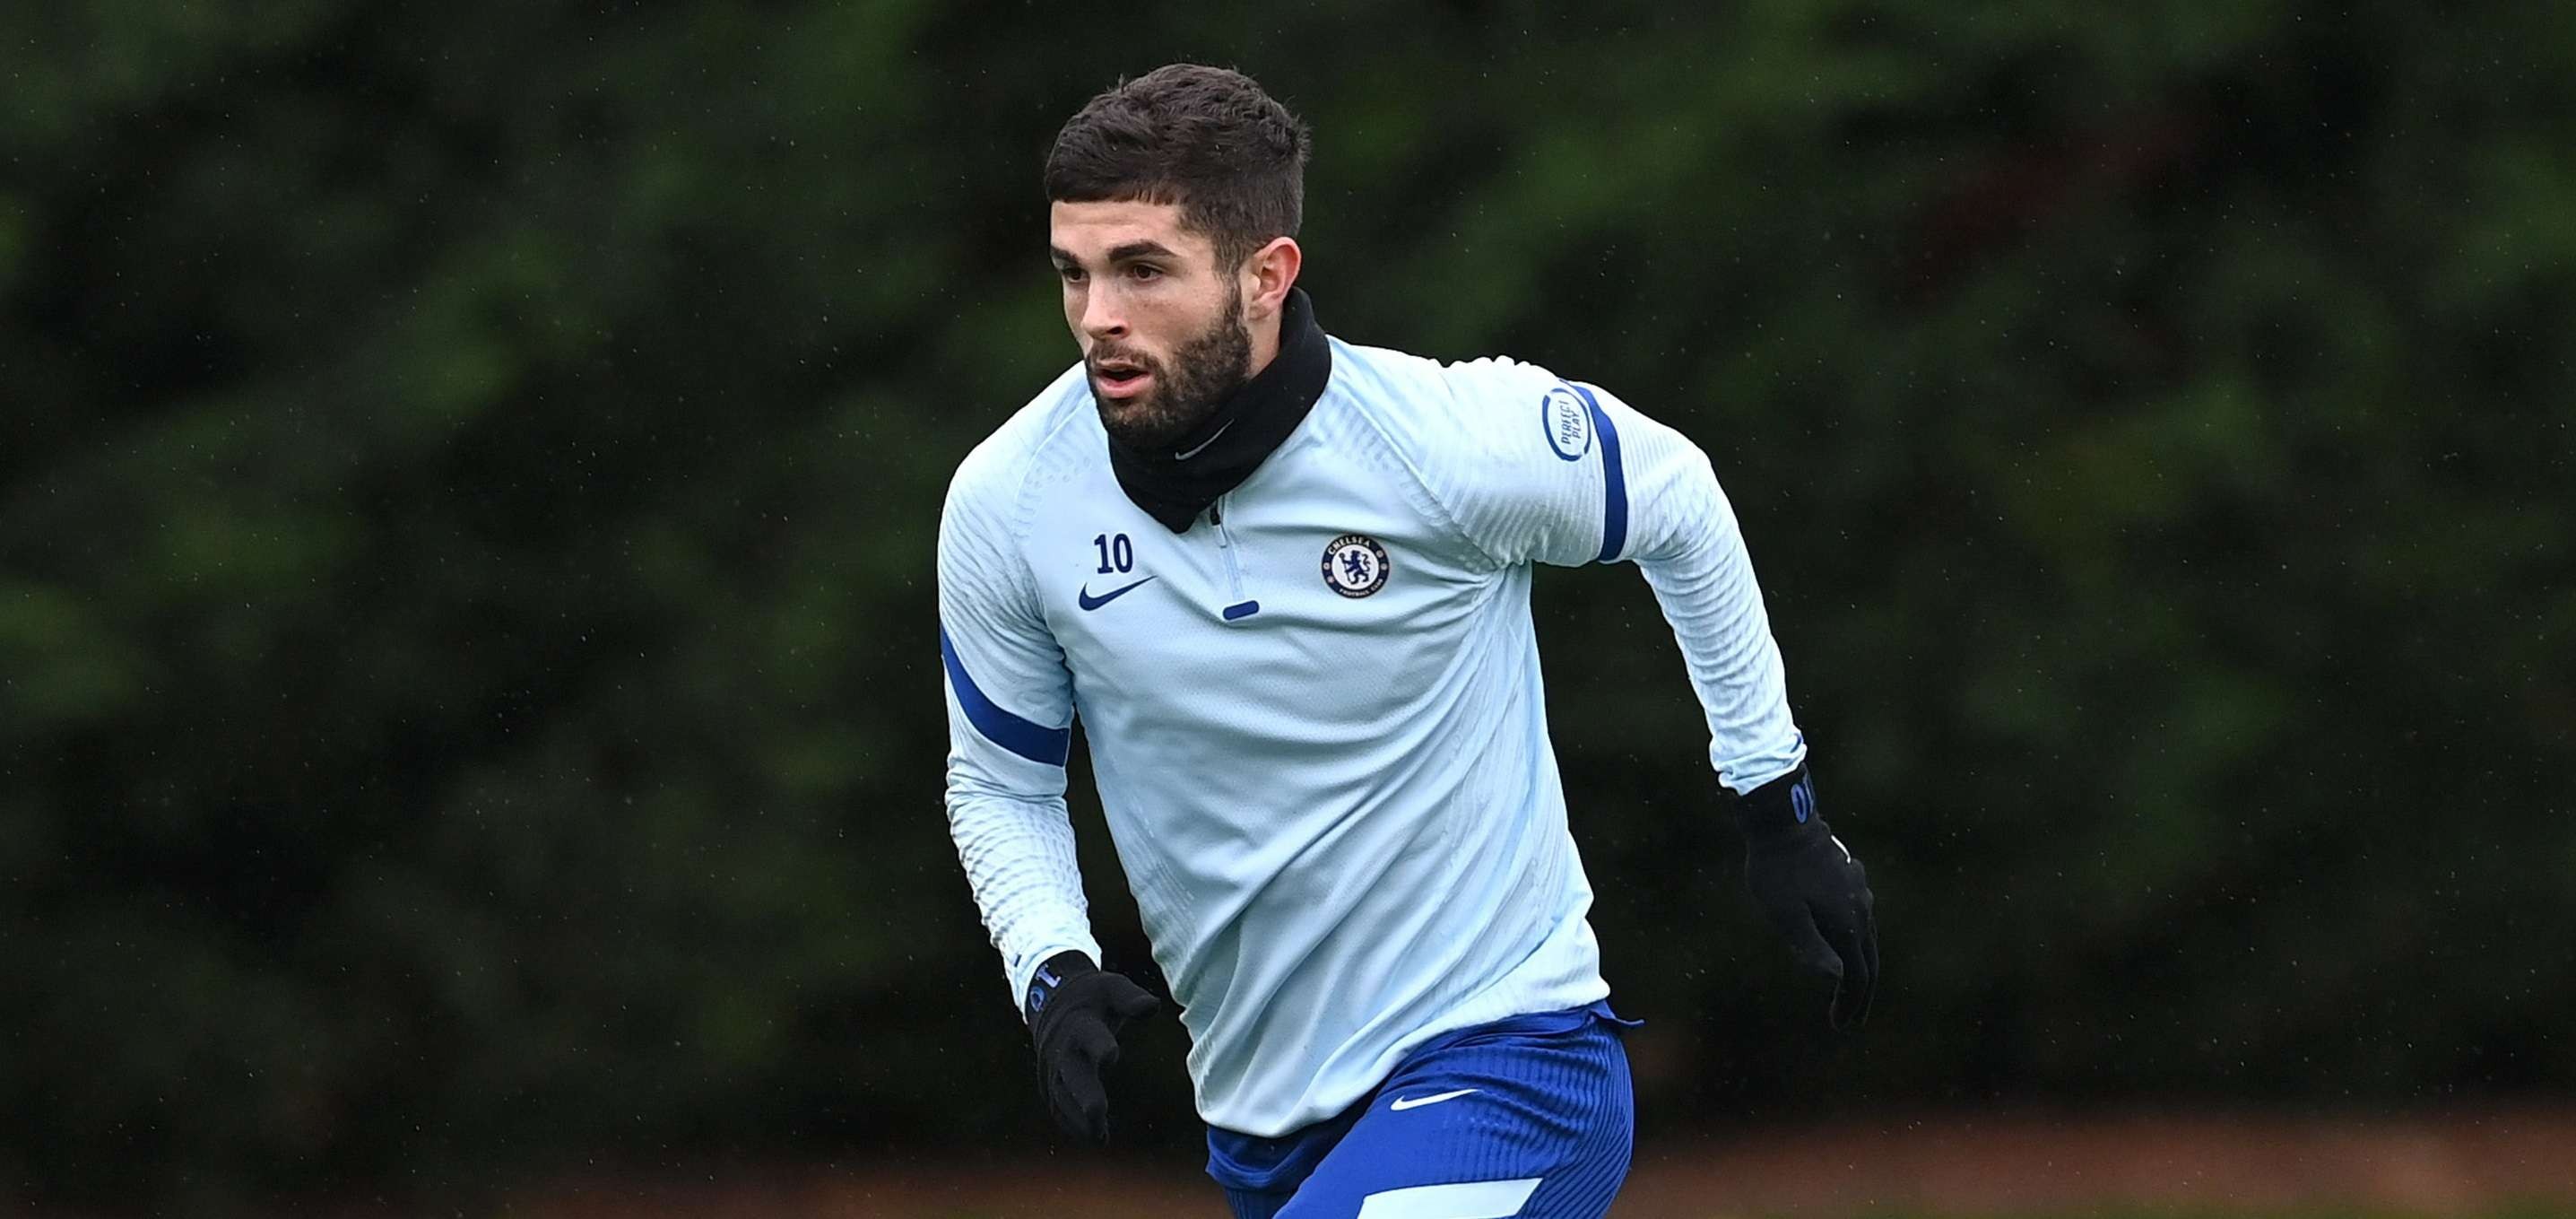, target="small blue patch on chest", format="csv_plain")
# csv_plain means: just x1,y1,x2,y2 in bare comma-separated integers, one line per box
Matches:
1222,600,1262,621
